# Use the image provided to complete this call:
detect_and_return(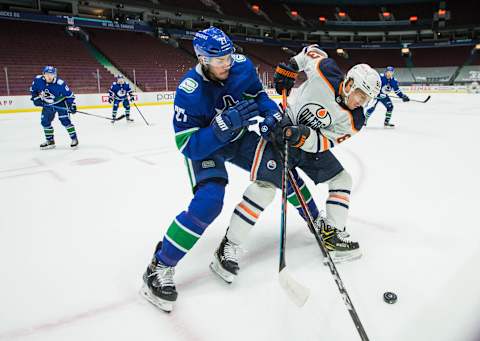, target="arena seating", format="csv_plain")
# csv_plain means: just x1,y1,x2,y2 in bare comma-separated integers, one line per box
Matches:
88,29,195,91
0,20,114,96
